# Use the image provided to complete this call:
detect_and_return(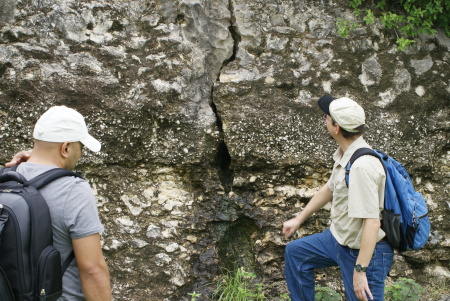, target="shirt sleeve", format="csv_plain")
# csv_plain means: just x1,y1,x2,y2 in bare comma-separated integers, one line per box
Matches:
63,180,104,239
327,168,336,192
327,178,333,192
348,157,385,219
